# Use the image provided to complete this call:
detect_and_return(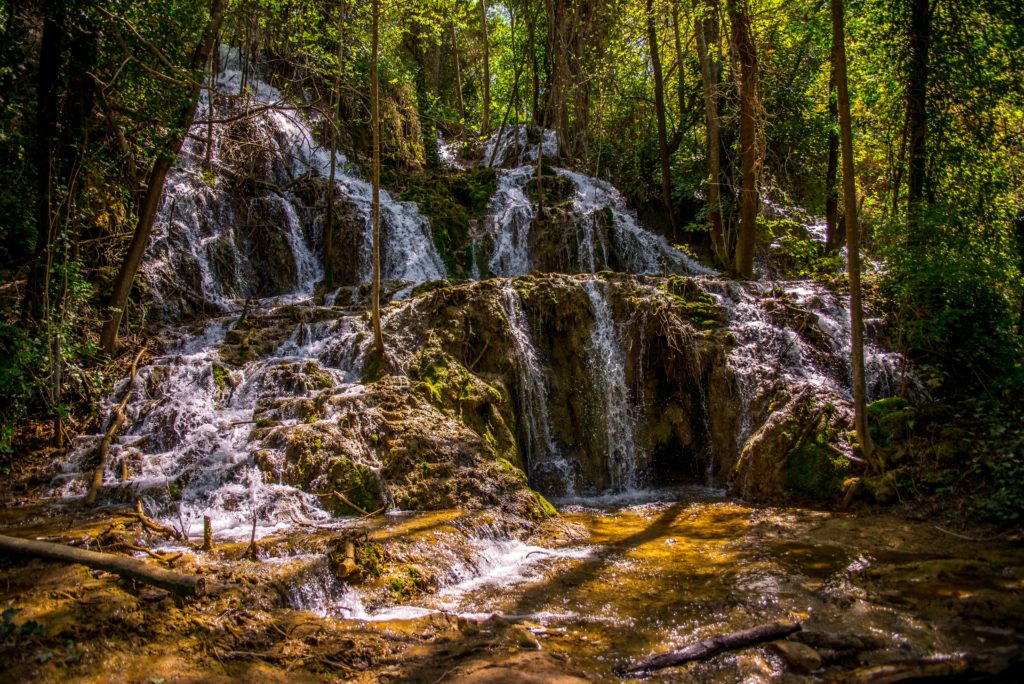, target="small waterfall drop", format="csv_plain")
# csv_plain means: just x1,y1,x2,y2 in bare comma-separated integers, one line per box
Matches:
557,169,715,277
499,283,574,495
487,167,537,277
584,278,641,491
483,124,558,168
